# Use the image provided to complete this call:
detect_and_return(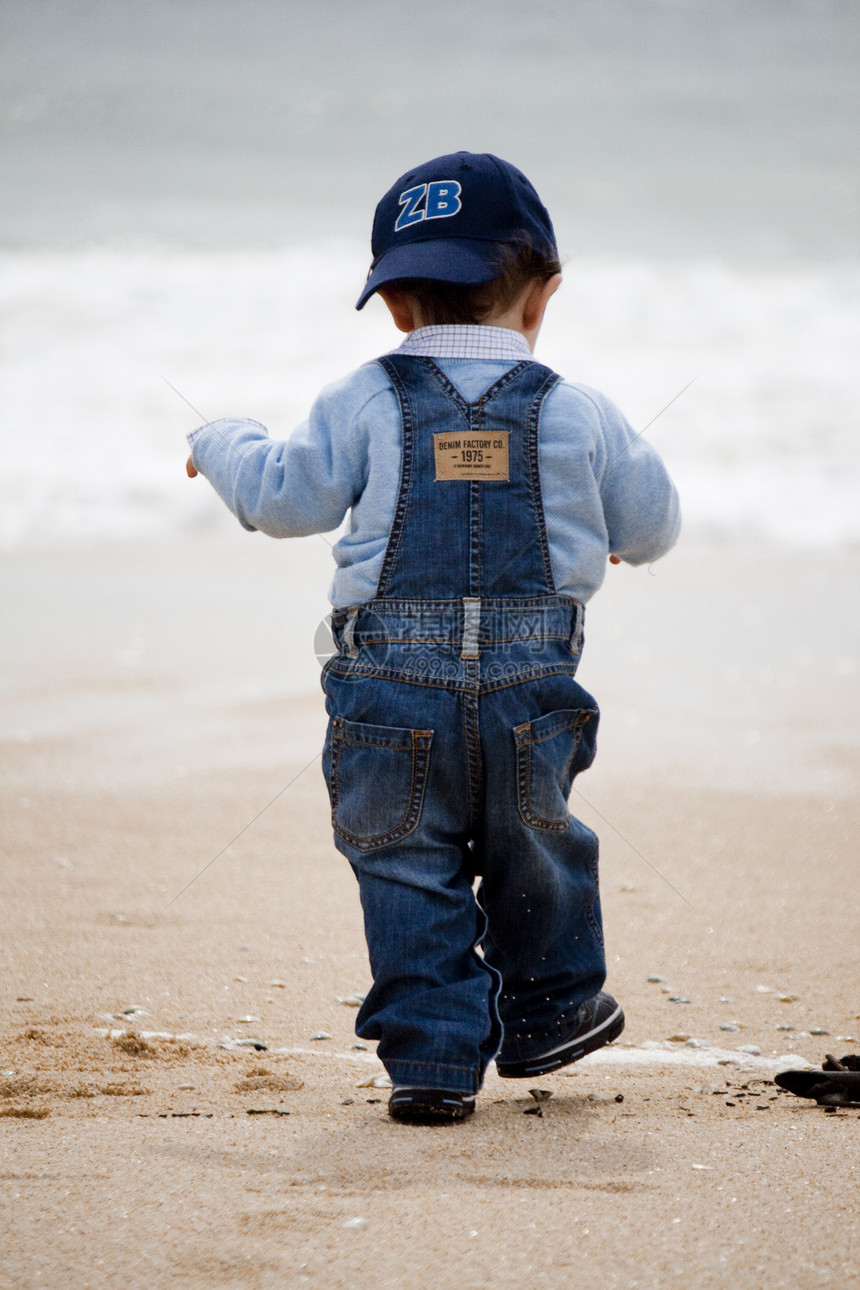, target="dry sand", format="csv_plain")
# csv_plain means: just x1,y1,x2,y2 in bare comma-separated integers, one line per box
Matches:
1,533,858,1289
